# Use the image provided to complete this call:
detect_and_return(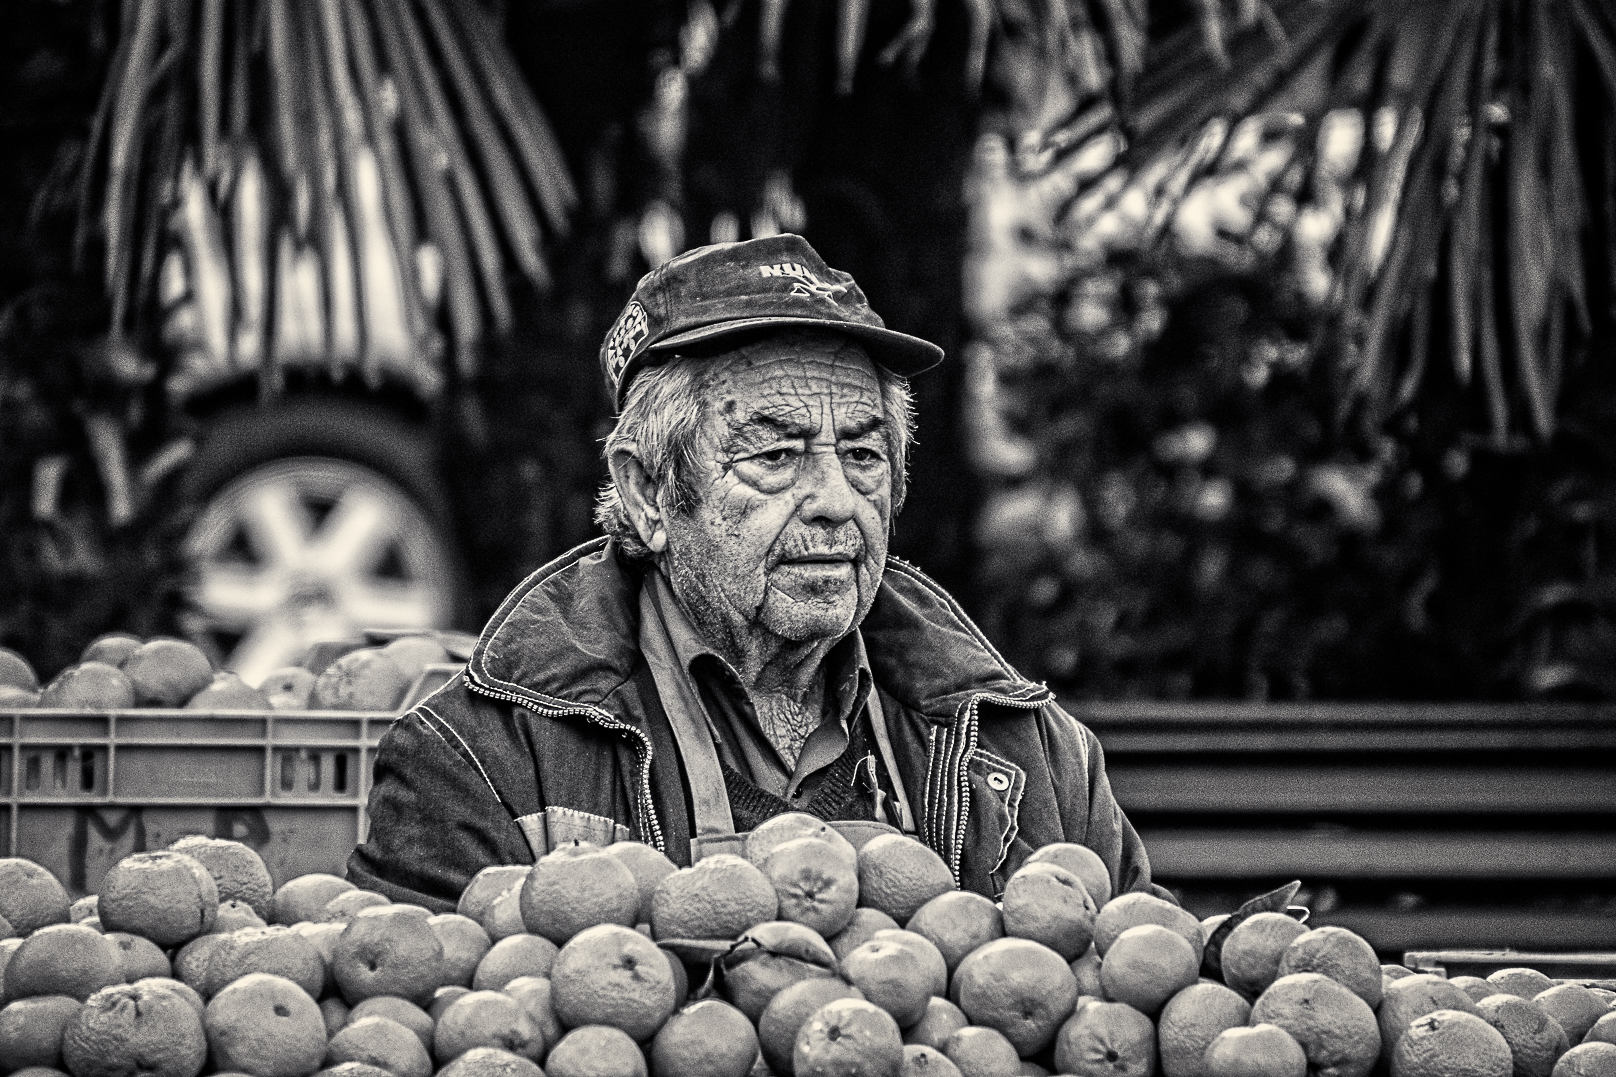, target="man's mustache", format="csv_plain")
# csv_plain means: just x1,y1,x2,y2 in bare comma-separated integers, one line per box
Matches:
767,527,865,569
